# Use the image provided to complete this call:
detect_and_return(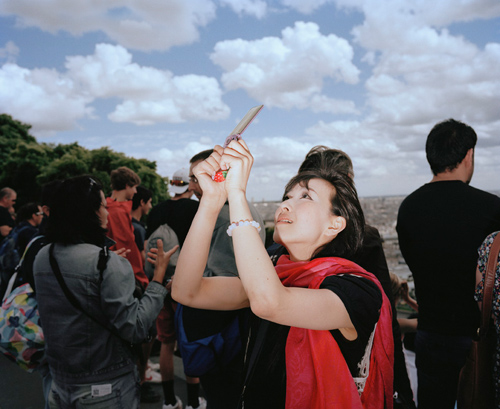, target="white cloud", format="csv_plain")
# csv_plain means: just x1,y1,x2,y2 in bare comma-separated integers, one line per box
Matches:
246,136,313,200
210,21,360,113
2,0,499,201
66,44,230,125
0,43,229,133
0,41,19,63
0,0,216,51
0,63,92,134
354,12,500,127
305,119,401,161
66,44,229,125
299,118,433,197
280,0,333,14
297,1,500,198
334,0,500,25
151,140,216,179
219,0,267,19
